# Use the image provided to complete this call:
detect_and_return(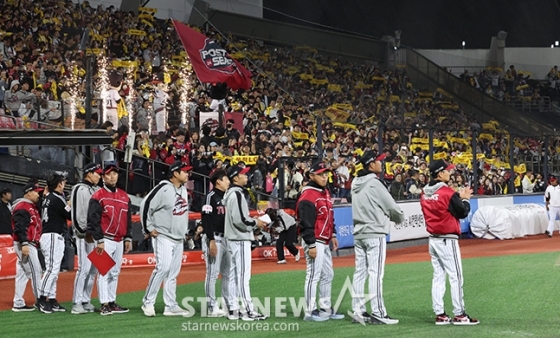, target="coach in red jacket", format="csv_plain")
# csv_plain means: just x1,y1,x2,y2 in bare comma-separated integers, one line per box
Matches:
420,159,479,326
297,161,344,322
87,164,132,316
